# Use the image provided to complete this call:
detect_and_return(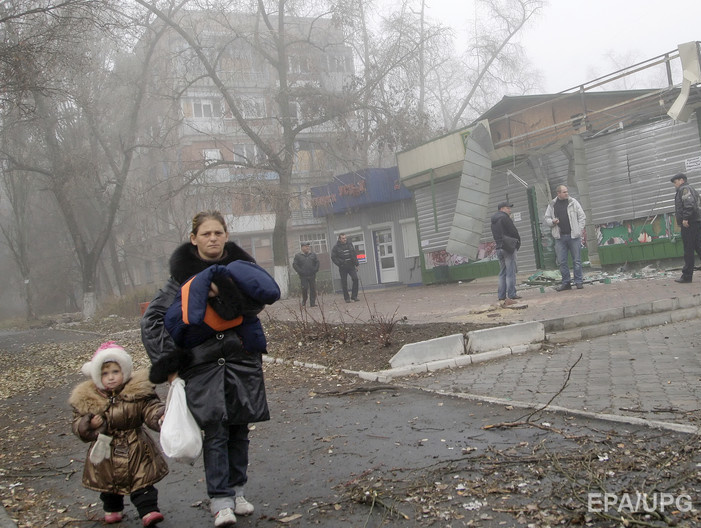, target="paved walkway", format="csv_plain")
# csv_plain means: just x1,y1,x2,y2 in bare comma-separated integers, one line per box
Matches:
399,319,701,433
269,268,701,433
